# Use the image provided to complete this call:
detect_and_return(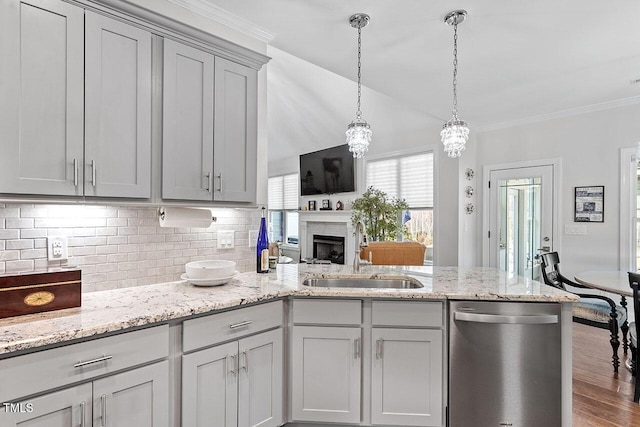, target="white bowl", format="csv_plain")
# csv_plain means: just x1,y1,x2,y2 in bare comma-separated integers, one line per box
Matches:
185,260,237,280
